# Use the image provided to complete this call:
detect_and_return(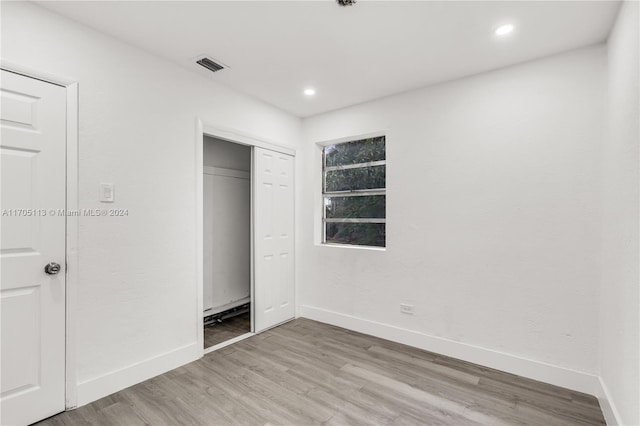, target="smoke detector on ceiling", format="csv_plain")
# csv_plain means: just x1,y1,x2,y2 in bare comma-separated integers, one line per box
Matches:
194,55,229,73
